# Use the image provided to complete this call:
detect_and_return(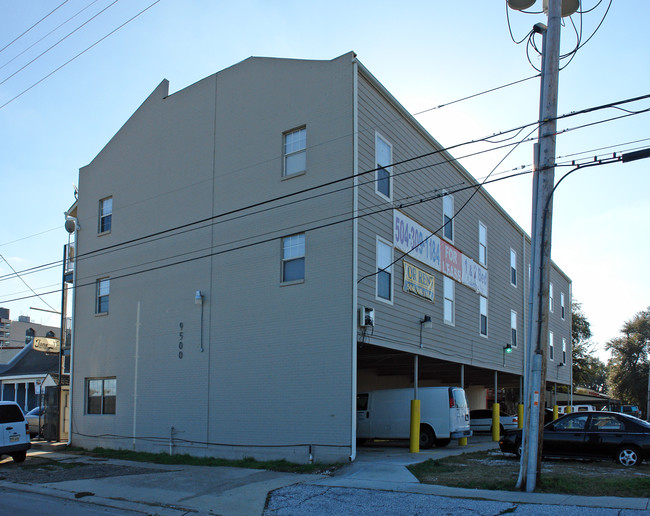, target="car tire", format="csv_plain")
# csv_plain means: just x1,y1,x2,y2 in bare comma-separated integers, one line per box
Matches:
616,446,641,467
419,426,435,449
11,451,26,463
515,440,523,458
